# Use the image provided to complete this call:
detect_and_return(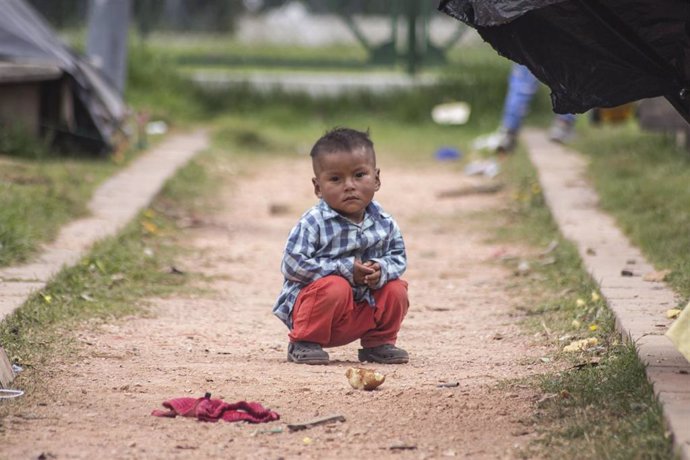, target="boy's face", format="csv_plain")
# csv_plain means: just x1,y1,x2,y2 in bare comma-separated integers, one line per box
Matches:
312,148,380,223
